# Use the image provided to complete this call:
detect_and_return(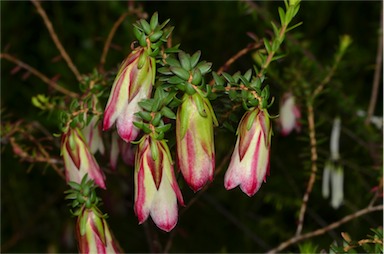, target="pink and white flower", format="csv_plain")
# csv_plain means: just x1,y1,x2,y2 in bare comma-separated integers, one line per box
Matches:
278,92,301,136
176,93,218,192
110,132,136,170
103,48,155,142
134,135,184,232
61,128,106,189
224,108,272,197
